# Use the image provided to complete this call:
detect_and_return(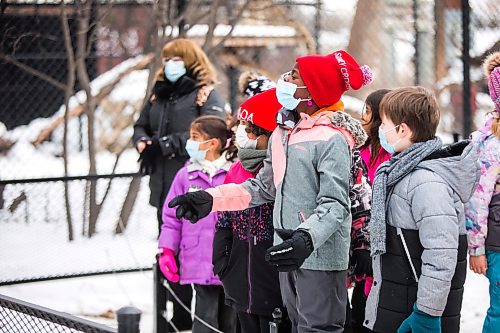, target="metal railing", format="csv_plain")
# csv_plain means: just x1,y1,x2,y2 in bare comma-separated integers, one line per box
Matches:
0,293,142,333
